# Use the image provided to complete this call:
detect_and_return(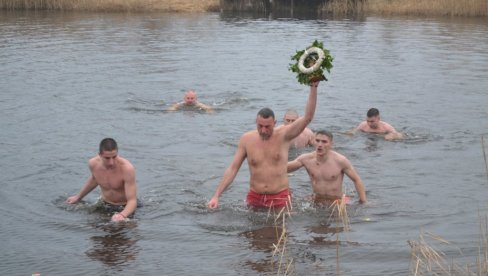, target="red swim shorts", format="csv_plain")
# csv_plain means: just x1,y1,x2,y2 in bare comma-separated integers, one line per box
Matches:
246,189,291,209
